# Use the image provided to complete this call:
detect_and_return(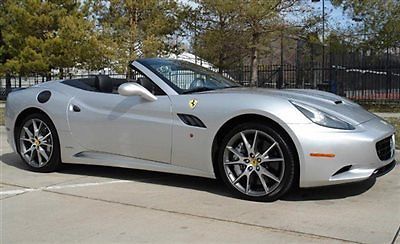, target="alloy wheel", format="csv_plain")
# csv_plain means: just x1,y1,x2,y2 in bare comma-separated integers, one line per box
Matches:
223,129,285,197
19,118,54,168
